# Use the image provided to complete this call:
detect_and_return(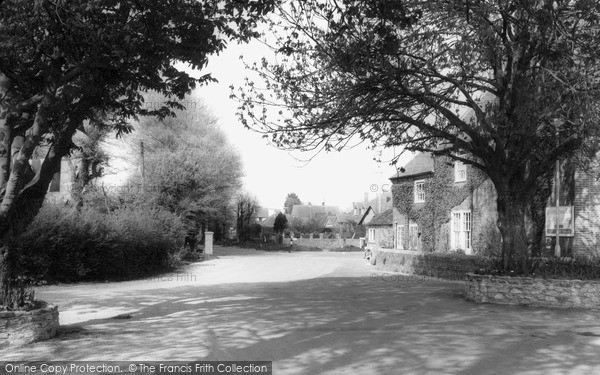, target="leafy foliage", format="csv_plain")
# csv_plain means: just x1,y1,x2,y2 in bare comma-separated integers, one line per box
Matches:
236,193,259,241
284,192,302,214
273,212,288,234
126,92,243,243
15,203,186,283
478,257,600,280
